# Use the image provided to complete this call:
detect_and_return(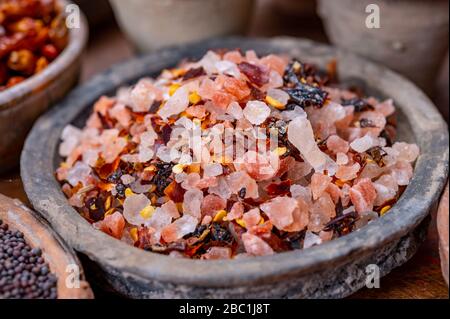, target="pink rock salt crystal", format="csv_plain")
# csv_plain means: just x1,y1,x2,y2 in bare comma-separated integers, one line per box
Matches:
93,211,125,239
123,193,151,226
66,162,91,187
212,91,234,110
336,152,349,166
308,193,336,232
349,178,377,213
350,134,379,153
335,163,361,181
226,101,244,120
288,116,334,173
359,162,386,180
201,215,213,225
161,200,181,219
340,183,352,206
198,78,218,100
287,161,313,182
223,50,244,64
392,142,420,163
183,188,203,220
201,194,227,217
93,96,114,116
260,54,288,76
197,50,221,75
208,177,231,199
267,88,290,106
204,163,223,177
59,125,82,157
130,79,162,113
245,50,260,64
326,183,342,204
358,111,386,136
226,202,244,221
223,76,251,100
201,247,232,260
147,207,174,242
374,174,399,206
290,184,312,205
284,198,309,232
242,232,274,256
161,214,198,243
260,196,297,230
311,173,333,200
234,151,278,182
109,103,131,128
390,161,414,186
326,135,349,154
186,105,207,118
226,171,259,199
243,101,271,125
243,208,262,229
375,99,395,117
157,86,190,120
319,230,334,242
